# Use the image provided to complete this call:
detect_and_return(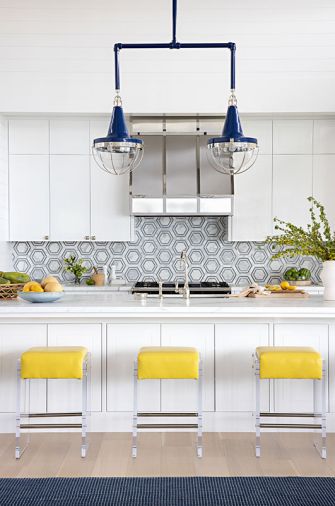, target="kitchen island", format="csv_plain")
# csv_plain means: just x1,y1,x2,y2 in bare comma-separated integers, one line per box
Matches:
0,293,334,433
